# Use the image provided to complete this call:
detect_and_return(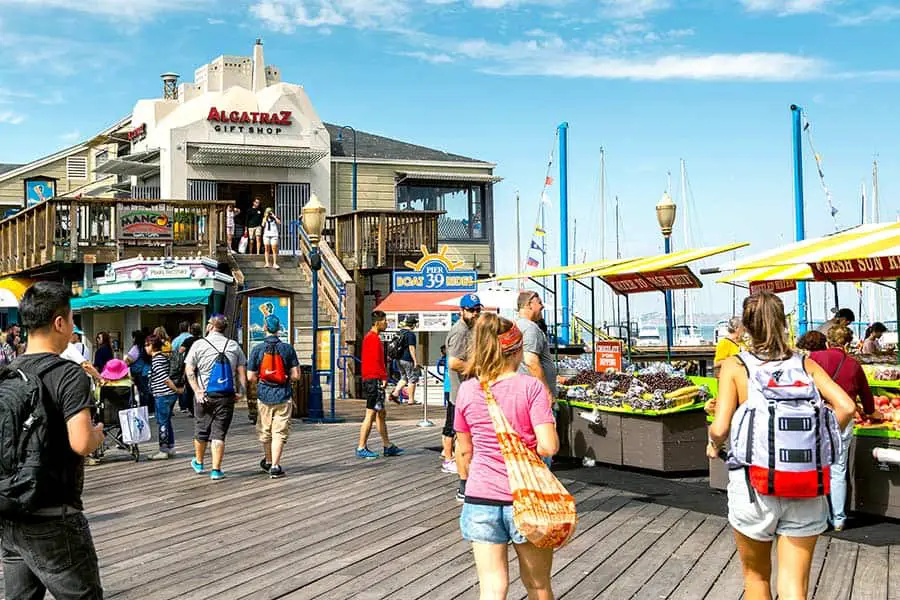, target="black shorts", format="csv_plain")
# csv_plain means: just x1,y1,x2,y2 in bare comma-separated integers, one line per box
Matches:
195,396,235,442
363,379,385,411
442,401,455,438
